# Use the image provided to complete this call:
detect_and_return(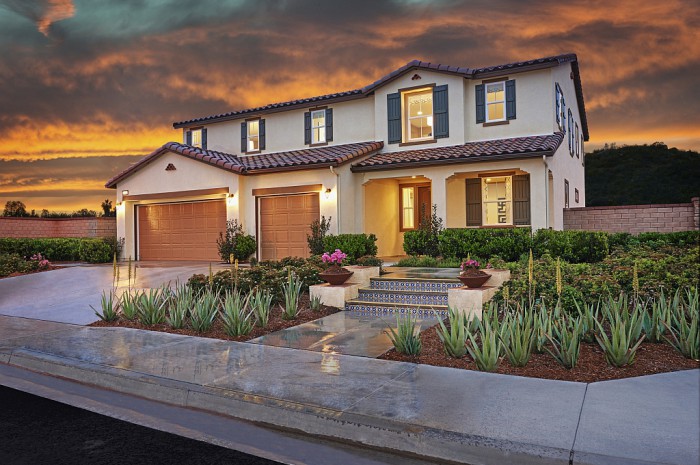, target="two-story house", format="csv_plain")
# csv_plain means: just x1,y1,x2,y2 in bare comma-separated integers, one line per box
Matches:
106,53,588,261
